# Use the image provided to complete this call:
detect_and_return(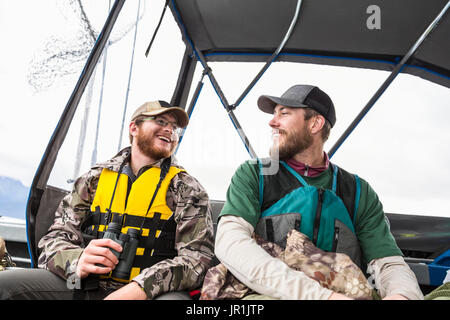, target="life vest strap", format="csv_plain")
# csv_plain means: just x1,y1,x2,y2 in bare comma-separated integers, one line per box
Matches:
82,209,177,259
83,208,171,230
